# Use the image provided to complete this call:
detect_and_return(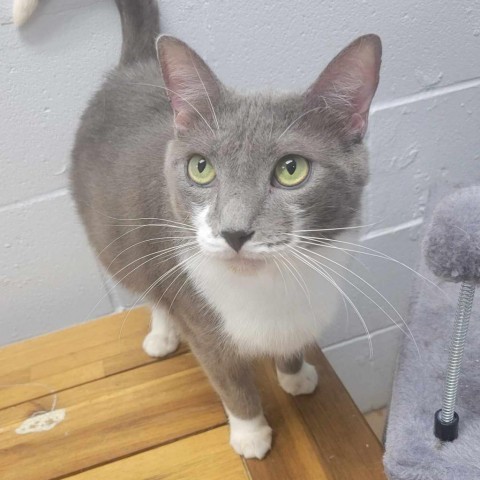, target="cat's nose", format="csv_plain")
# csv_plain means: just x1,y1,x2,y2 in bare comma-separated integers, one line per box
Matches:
221,230,255,253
